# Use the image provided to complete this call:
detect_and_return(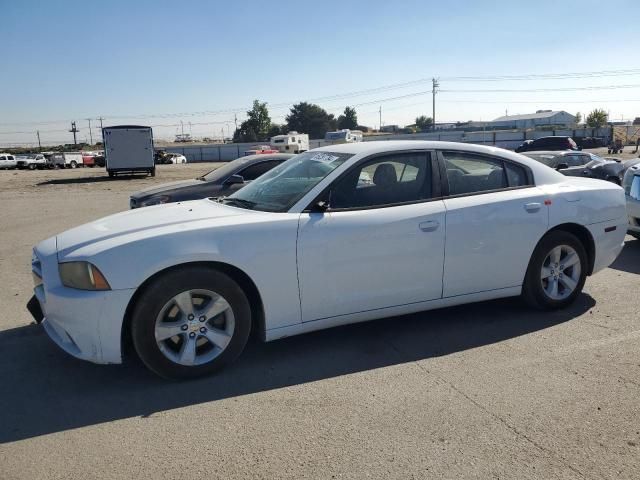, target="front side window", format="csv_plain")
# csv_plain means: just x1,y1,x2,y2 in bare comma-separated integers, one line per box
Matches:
330,153,431,209
238,160,282,181
443,151,528,196
224,151,352,212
